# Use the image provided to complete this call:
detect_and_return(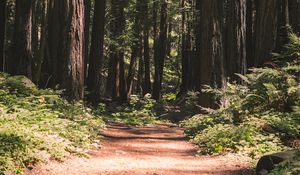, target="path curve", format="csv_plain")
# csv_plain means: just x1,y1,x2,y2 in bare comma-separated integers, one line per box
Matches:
28,123,253,175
